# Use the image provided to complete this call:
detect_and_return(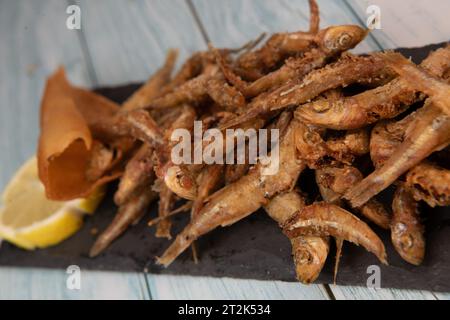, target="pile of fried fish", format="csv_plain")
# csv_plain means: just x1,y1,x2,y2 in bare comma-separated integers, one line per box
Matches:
38,0,450,284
